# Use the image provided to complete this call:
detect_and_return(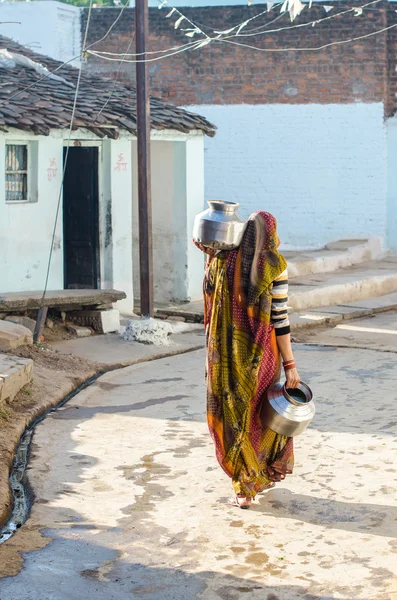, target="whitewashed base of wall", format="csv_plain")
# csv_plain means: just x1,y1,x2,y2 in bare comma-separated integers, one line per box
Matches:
67,309,120,334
